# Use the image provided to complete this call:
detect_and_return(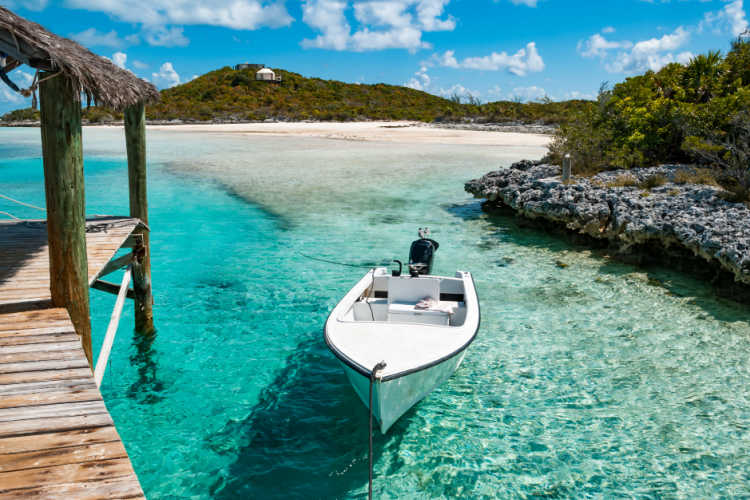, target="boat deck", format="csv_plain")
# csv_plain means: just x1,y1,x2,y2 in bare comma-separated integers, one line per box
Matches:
0,217,145,498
